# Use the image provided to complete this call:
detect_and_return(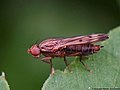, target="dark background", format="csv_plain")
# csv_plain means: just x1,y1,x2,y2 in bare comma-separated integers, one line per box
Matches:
0,0,120,90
